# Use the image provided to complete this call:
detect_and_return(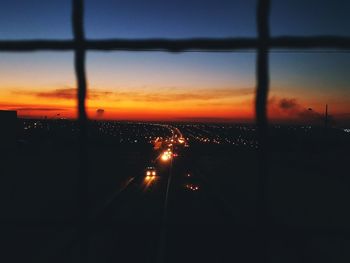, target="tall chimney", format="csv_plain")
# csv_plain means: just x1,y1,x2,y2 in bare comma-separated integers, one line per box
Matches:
325,104,328,129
